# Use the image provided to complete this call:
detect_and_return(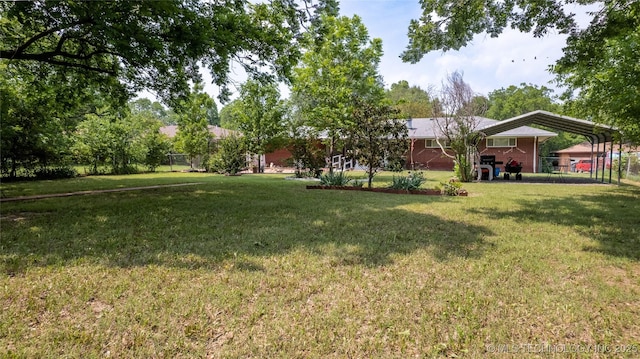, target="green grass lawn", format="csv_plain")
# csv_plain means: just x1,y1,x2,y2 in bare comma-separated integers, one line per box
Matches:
1,171,639,357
